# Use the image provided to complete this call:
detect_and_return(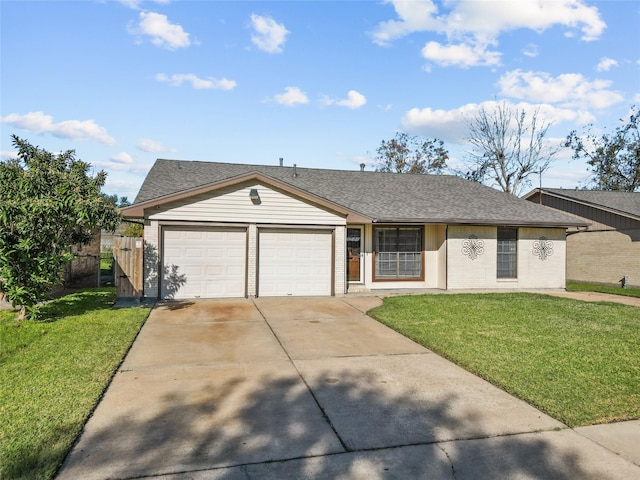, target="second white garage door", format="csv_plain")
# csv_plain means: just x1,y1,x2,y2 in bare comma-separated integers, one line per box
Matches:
259,230,332,296
162,227,246,299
